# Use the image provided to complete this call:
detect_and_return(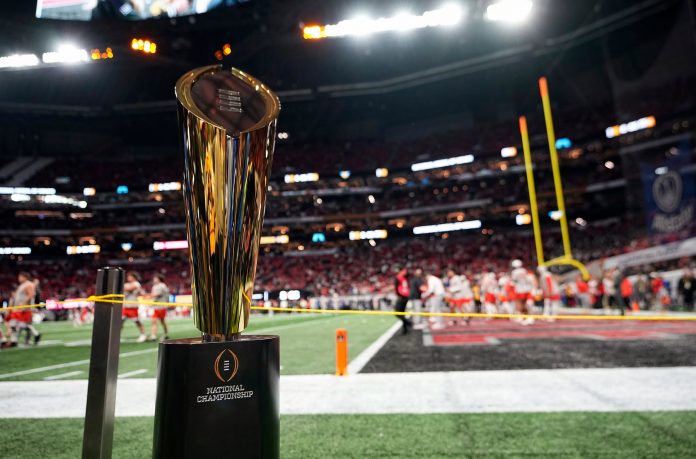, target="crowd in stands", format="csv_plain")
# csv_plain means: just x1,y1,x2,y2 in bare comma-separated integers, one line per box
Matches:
2,83,695,311
2,215,694,304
